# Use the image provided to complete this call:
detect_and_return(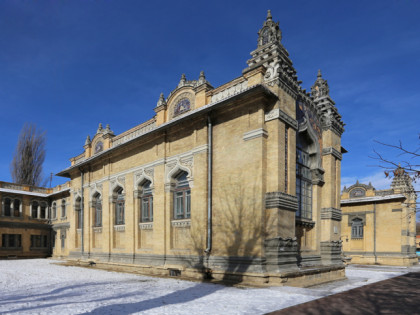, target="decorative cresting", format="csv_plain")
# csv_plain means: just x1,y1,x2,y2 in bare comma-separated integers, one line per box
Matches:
391,166,417,199
133,168,154,198
311,70,345,136
165,156,194,191
245,10,299,92
264,237,299,271
342,180,374,198
265,191,298,211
